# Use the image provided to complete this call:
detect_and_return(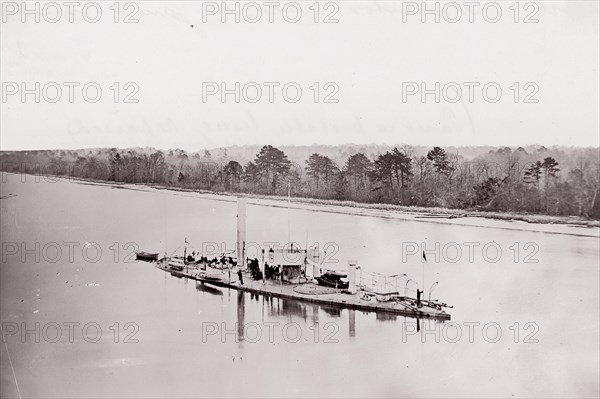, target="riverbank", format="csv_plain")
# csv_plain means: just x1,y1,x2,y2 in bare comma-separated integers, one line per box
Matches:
238,191,600,227
3,172,599,235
